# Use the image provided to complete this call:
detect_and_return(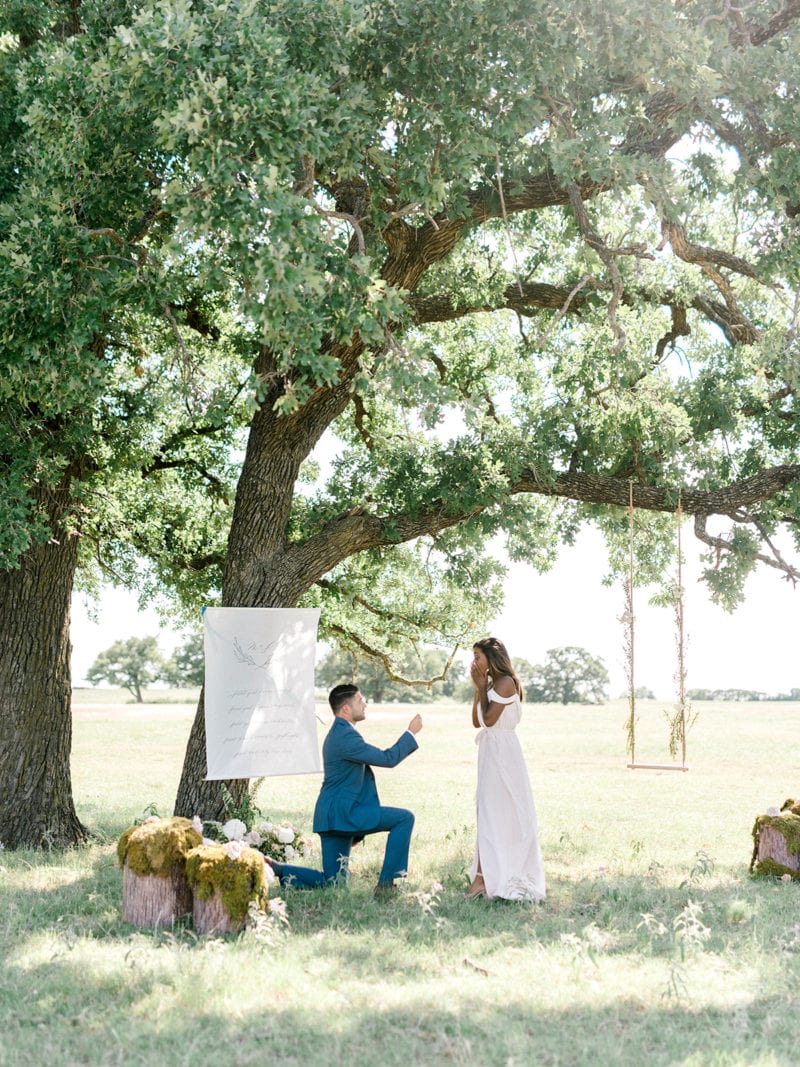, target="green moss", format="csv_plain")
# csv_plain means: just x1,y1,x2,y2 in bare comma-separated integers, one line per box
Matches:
185,844,269,923
750,810,800,879
117,817,202,878
751,857,800,881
